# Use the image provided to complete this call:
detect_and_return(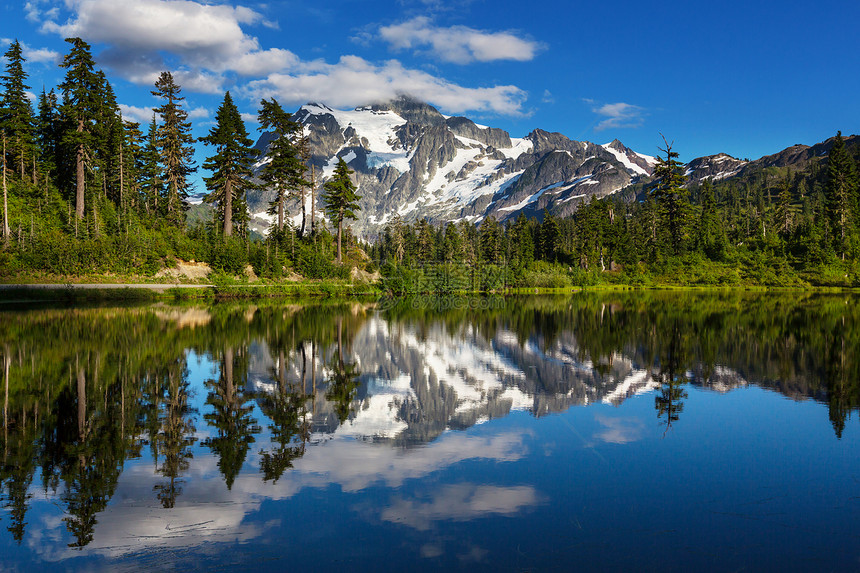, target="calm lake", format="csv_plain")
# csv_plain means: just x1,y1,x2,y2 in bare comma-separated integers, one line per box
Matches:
0,293,858,571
